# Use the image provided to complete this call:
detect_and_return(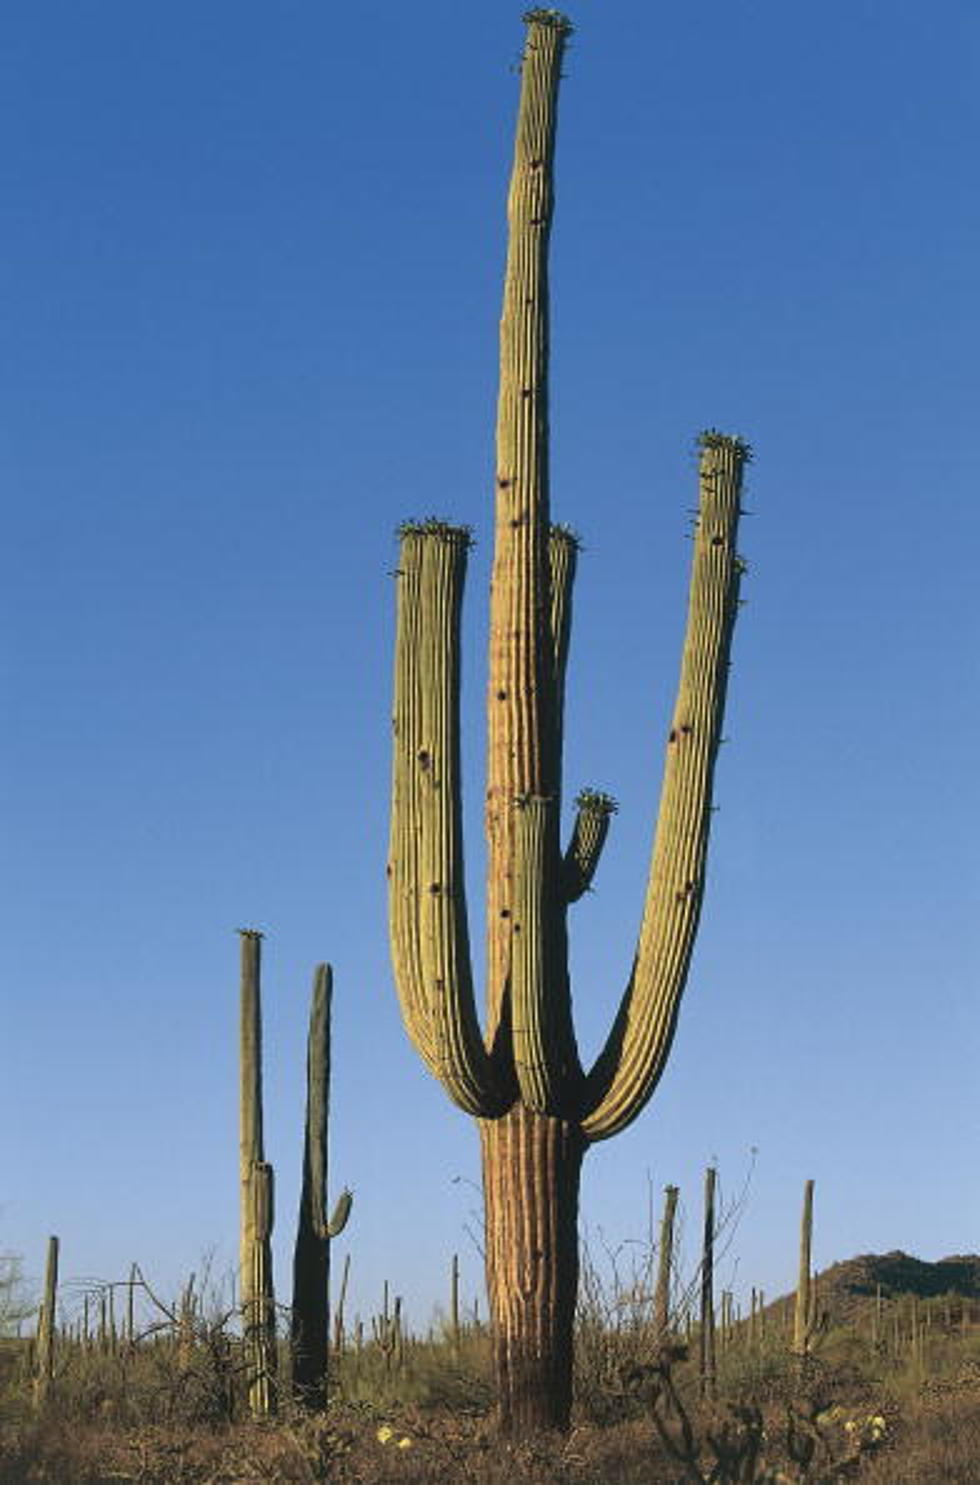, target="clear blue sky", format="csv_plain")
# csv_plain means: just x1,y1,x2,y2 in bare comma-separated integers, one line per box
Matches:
4,1,978,1335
